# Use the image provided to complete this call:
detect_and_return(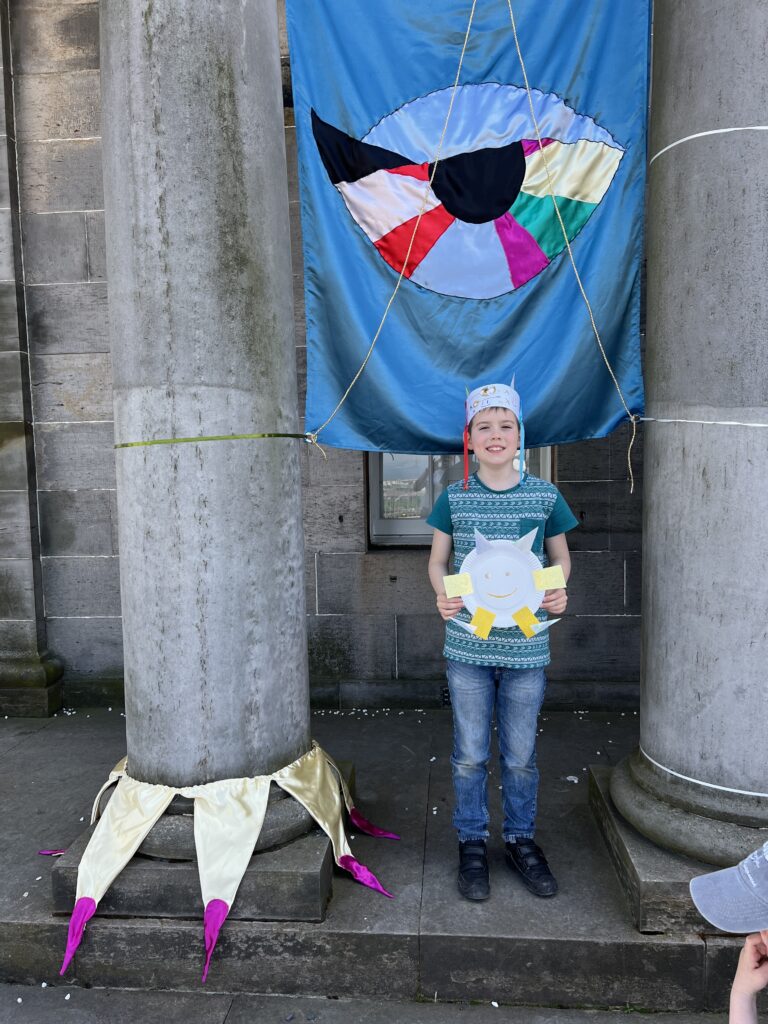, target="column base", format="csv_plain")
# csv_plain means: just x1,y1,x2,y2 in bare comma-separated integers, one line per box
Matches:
609,752,766,867
590,765,713,932
0,674,63,717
